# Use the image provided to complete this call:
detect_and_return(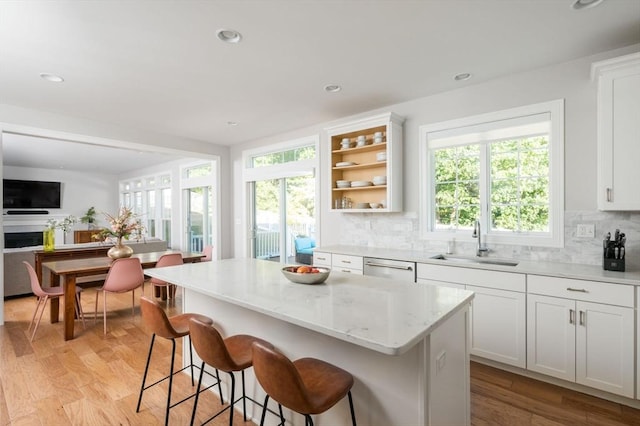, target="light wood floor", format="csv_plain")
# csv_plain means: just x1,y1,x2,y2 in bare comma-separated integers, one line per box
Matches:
1,287,640,425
